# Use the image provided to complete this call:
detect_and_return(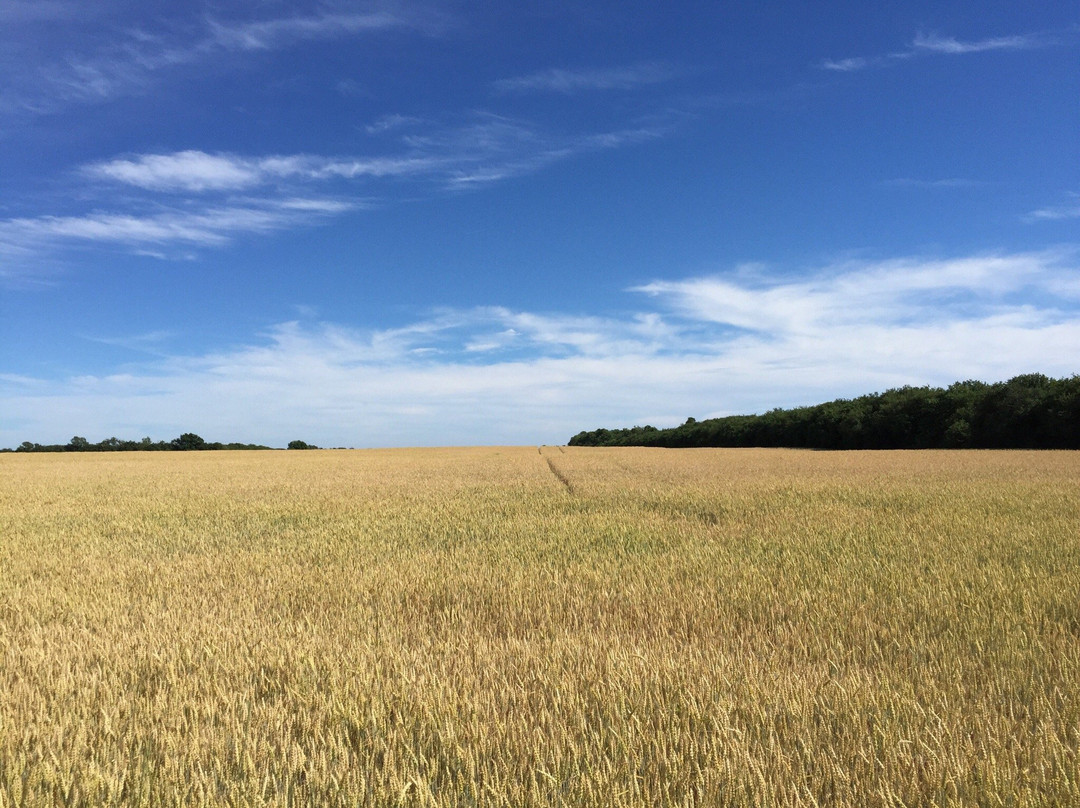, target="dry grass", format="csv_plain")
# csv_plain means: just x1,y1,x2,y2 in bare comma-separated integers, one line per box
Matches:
1,447,1077,806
